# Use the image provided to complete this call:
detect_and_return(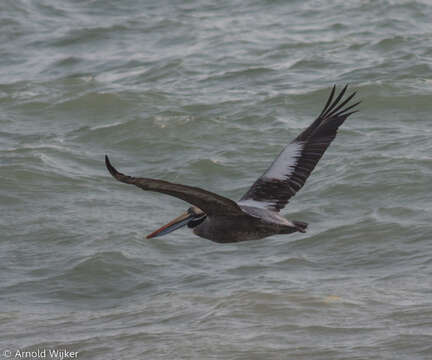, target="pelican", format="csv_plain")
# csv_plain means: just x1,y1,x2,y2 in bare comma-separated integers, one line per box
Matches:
106,85,359,243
